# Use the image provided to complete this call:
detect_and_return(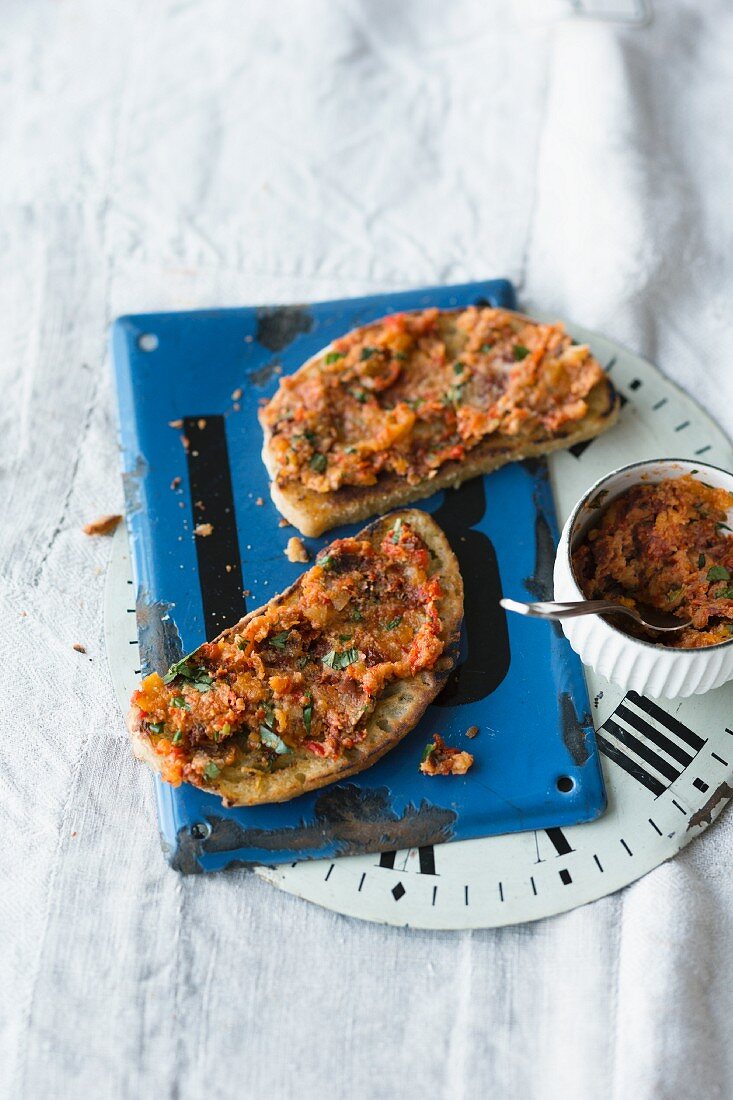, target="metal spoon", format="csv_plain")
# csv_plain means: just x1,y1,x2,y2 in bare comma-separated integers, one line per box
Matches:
499,598,691,635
